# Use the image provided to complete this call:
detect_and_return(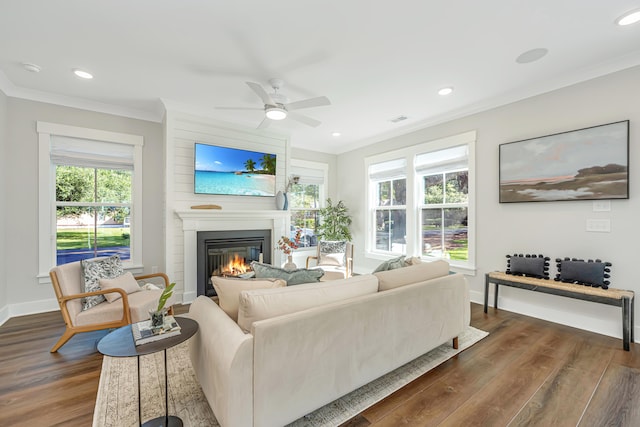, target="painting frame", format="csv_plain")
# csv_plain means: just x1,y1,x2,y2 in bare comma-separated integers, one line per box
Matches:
499,120,629,203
